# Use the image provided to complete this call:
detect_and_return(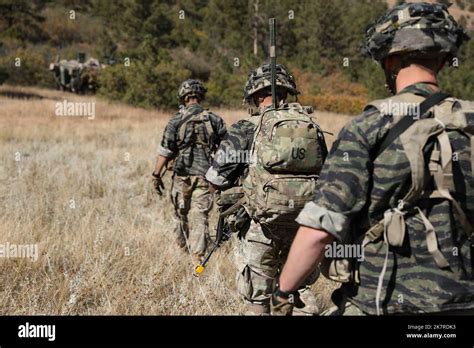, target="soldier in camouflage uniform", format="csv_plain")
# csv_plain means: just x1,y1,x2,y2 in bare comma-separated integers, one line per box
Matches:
273,2,474,315
153,80,226,262
206,64,324,315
